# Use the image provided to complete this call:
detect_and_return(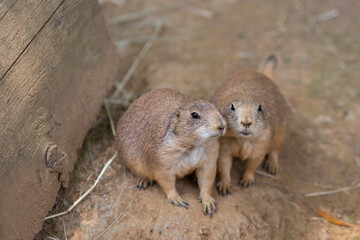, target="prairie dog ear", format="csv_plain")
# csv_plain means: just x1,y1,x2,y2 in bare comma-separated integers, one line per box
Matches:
259,54,278,81
171,109,181,135
171,109,181,125
176,109,181,118
263,106,270,119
